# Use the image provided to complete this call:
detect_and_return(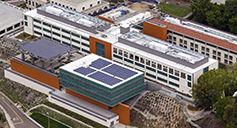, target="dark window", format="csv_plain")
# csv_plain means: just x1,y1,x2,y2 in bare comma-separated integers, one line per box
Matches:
152,61,156,68
135,62,144,68
146,66,156,72
206,48,209,52
72,39,80,44
34,19,41,24
34,24,41,29
146,73,156,79
229,61,232,65
224,59,228,64
184,45,187,48
169,81,179,87
202,46,205,51
190,42,194,47
90,4,92,7
124,51,128,58
24,15,27,20
135,55,139,61
175,70,179,76
0,30,5,35
190,48,194,51
158,77,167,83
72,33,80,38
7,26,13,31
218,57,221,61
14,23,20,28
82,7,85,10
173,42,176,45
62,35,70,40
195,49,198,52
184,40,187,45
188,82,192,87
213,56,216,59
146,59,150,65
98,1,100,4
169,68,173,74
32,2,34,6
43,22,51,27
213,50,216,54
168,35,172,39
206,53,209,56
113,54,122,60
225,54,228,58
82,42,89,47
158,71,167,76
157,64,162,70
125,58,133,64
53,38,60,43
53,32,60,37
195,44,198,48
163,66,167,72
181,72,186,79
188,75,191,81
62,29,70,34
169,40,172,43
203,67,209,73
119,49,122,55
179,44,183,47
201,52,205,54
113,48,117,54
52,25,60,30
169,75,179,81
140,57,144,64
34,30,41,36
179,39,183,43
229,55,233,60
82,49,90,54
129,54,133,59
43,28,51,33
29,0,31,5
218,52,221,56
81,36,89,41
173,37,176,41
